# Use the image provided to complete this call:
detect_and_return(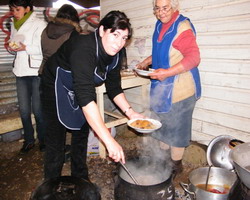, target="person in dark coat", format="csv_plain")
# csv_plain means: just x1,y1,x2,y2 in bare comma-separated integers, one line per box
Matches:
39,4,82,74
